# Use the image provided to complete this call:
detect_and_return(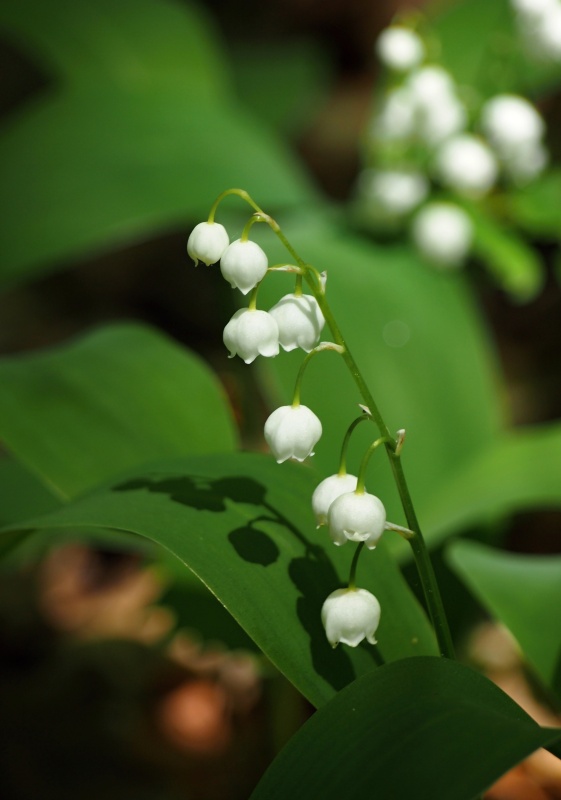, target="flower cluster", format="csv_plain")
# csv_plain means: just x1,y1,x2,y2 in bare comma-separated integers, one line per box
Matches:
357,17,550,272
187,195,408,651
187,218,325,368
